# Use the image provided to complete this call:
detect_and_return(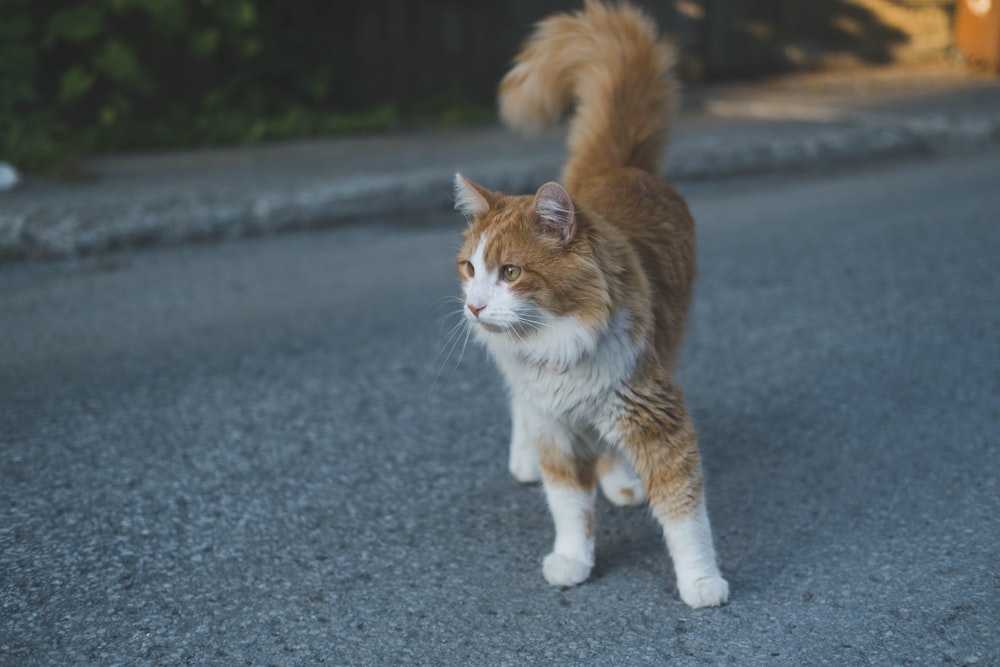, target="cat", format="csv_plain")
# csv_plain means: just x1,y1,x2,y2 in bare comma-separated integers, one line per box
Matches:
453,0,728,608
